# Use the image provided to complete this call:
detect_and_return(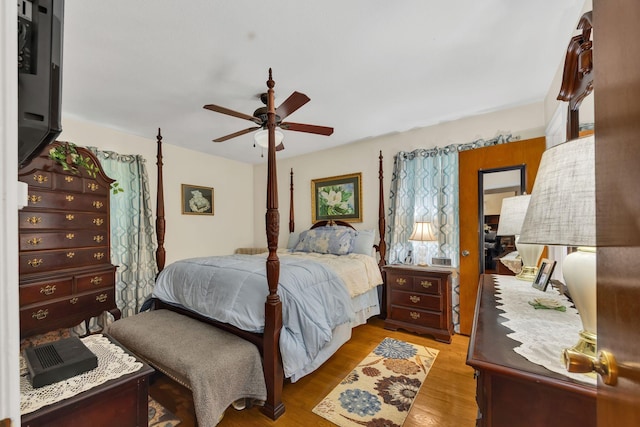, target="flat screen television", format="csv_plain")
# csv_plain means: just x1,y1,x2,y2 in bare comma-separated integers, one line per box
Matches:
18,0,64,168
